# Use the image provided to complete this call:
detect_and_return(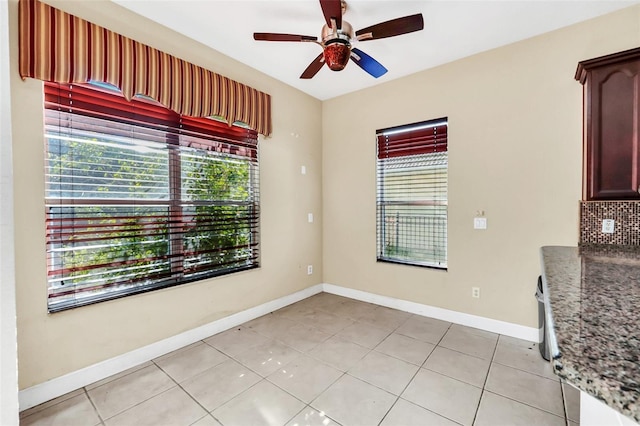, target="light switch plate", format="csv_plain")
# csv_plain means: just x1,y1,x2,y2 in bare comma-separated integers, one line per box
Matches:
602,219,615,234
474,217,487,230
308,213,314,223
